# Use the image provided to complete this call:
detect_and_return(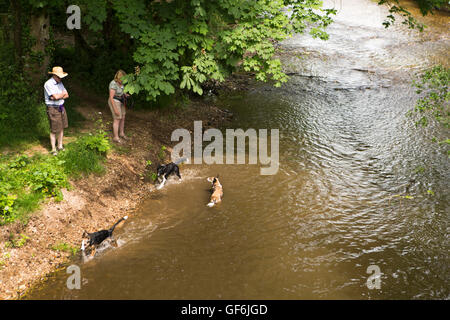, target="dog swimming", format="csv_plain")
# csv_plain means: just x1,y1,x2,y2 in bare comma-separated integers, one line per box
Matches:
81,216,128,257
156,157,188,190
206,176,223,207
